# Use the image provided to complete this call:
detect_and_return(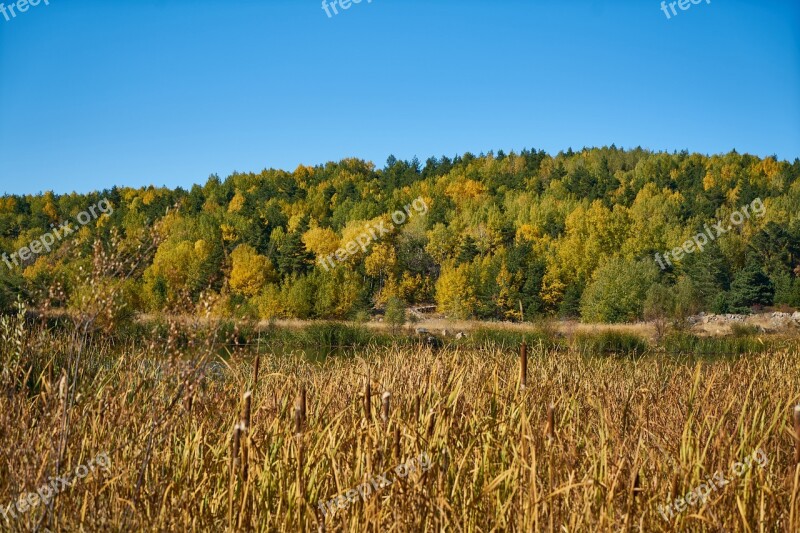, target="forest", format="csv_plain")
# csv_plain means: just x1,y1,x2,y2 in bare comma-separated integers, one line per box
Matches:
1,146,799,324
